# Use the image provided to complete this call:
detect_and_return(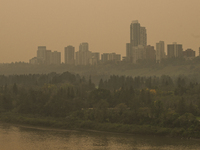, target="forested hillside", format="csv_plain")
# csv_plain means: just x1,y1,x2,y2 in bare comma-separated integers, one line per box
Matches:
2,58,200,85
0,71,200,137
